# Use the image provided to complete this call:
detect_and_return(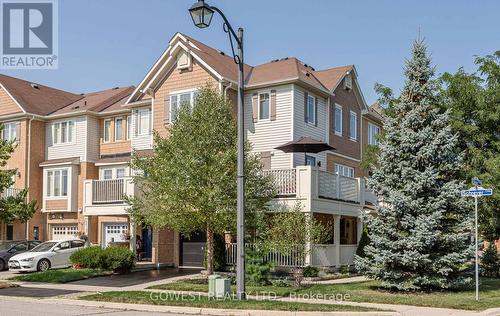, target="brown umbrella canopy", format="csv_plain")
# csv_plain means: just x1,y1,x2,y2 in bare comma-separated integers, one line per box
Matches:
275,136,335,153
